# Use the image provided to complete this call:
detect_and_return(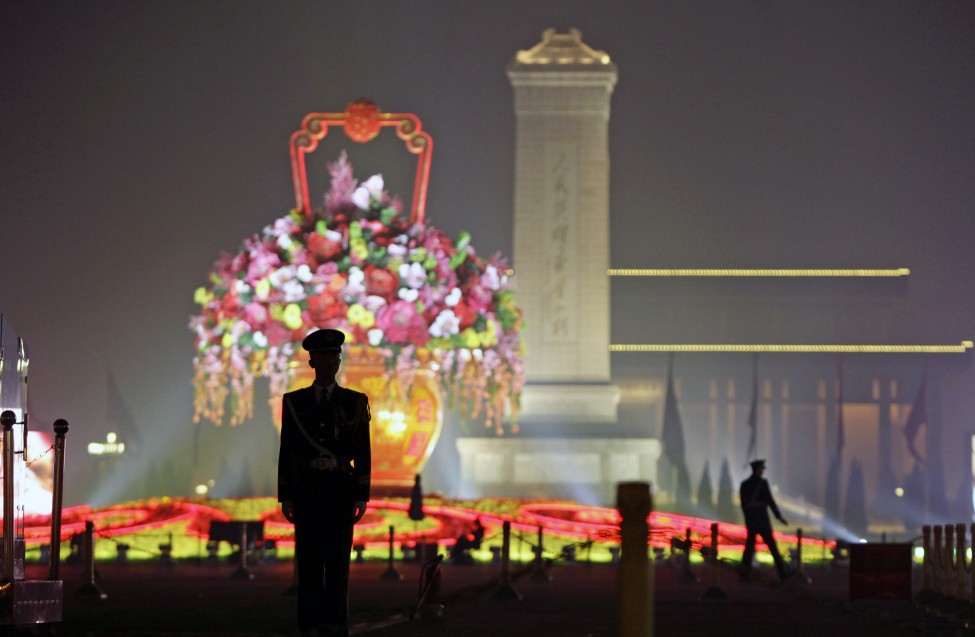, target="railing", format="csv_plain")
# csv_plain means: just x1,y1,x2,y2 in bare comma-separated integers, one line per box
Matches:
918,523,975,615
